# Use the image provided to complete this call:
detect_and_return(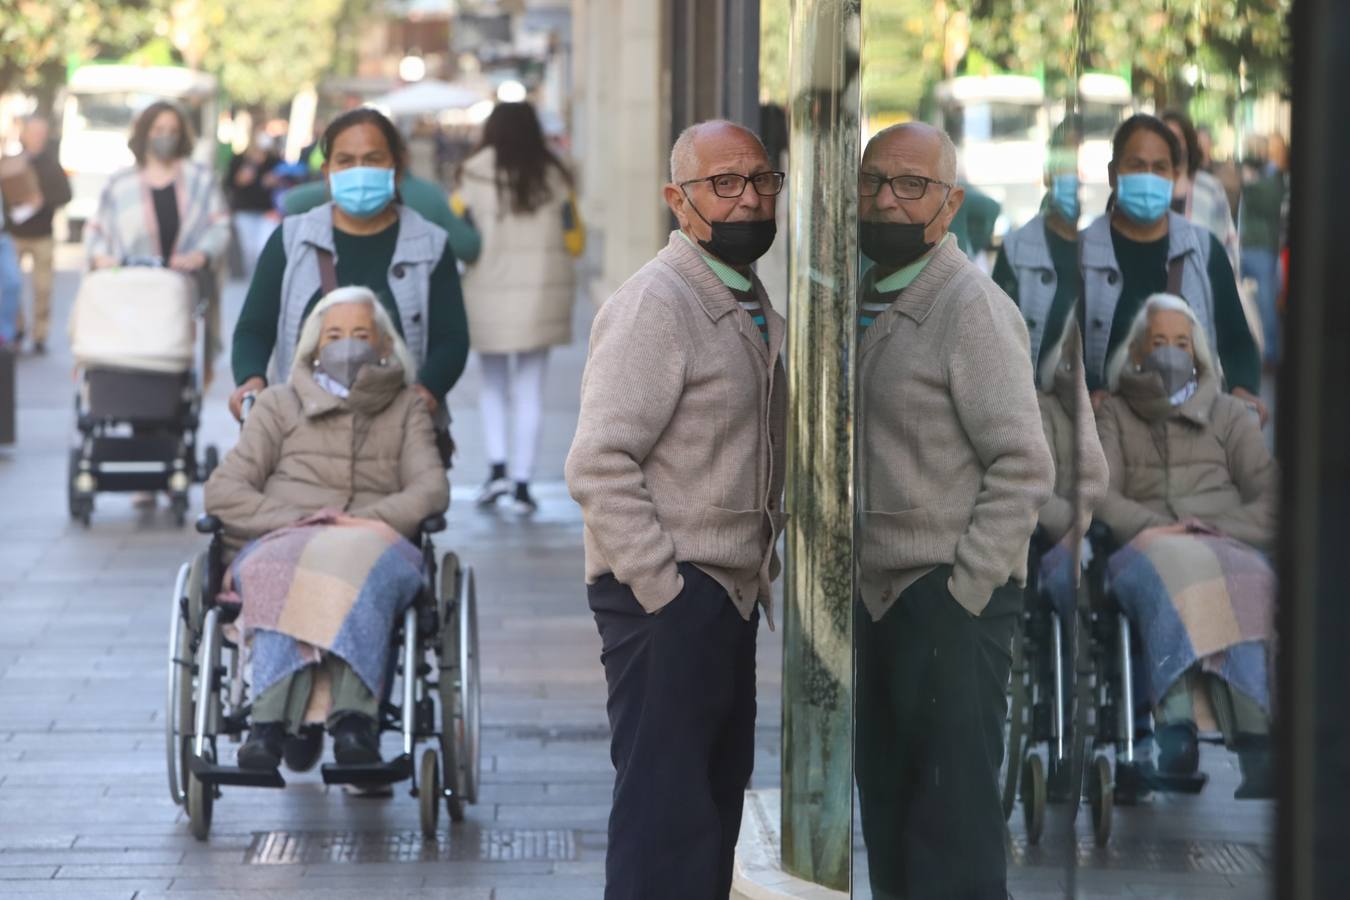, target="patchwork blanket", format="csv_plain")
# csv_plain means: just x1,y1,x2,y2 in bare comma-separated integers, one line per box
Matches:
1107,529,1275,713
222,511,425,700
